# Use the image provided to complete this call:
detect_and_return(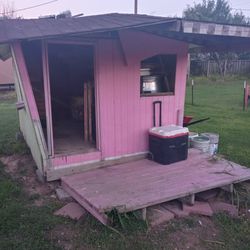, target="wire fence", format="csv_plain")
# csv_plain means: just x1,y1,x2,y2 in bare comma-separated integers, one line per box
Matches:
191,60,250,76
